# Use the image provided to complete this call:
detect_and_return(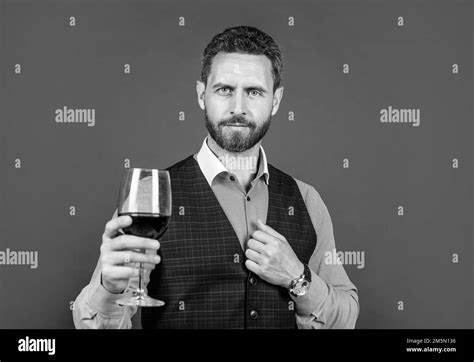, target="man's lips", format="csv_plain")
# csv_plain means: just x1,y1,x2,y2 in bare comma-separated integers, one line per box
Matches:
222,123,249,127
